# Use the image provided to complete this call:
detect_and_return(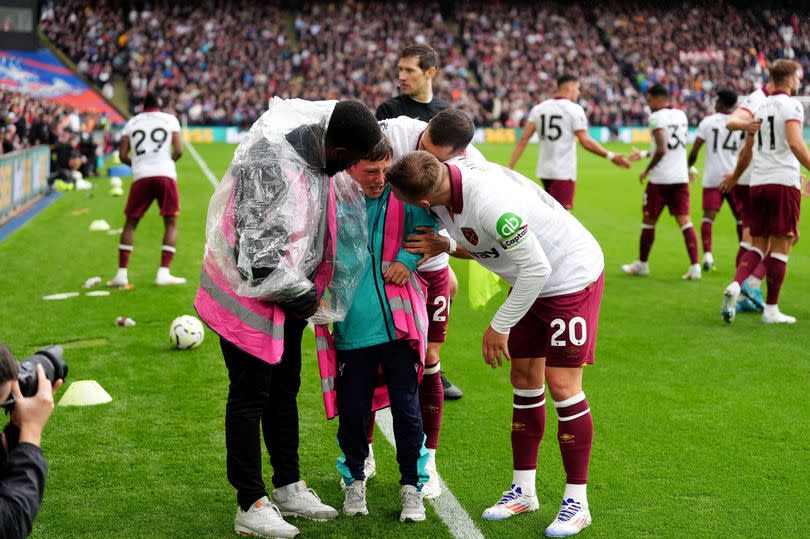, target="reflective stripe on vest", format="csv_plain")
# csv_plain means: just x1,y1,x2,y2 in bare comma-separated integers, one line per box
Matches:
199,270,284,339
